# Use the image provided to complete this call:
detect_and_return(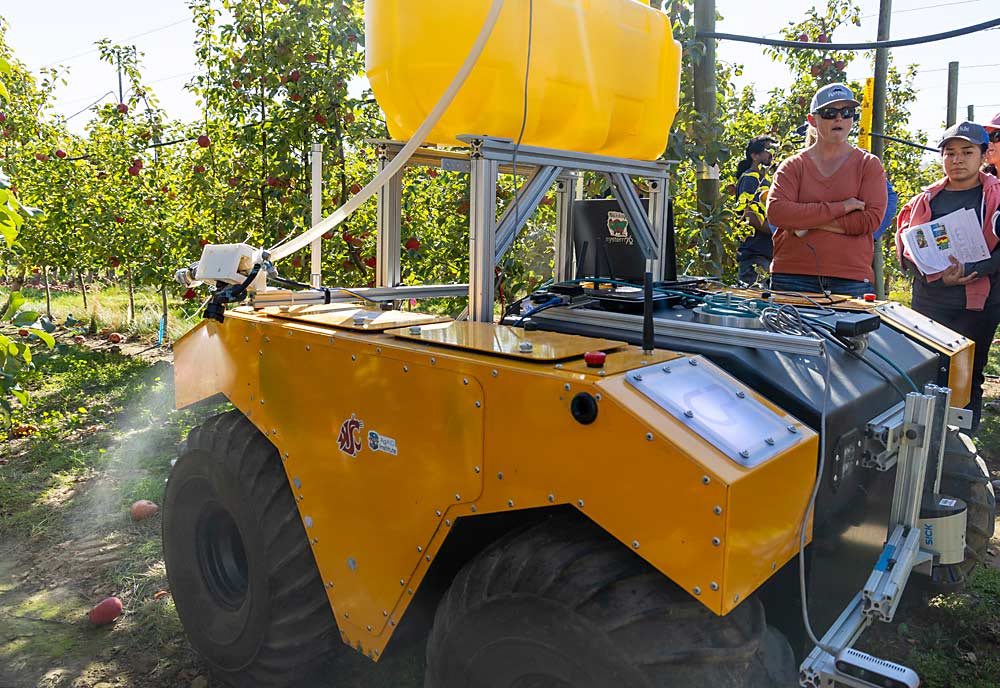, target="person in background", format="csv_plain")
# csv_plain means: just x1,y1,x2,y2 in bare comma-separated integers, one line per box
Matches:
733,135,777,286
766,84,888,297
985,111,999,177
896,121,1000,429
